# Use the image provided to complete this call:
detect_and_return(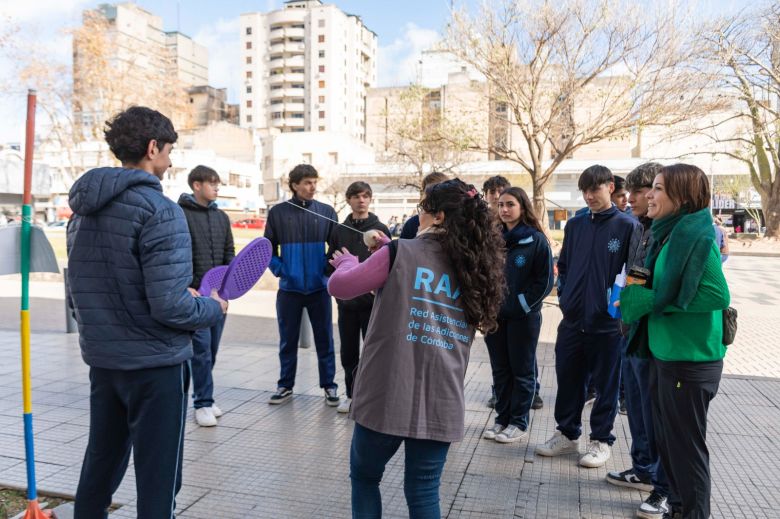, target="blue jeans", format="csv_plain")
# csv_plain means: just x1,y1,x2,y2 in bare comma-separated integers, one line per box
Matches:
553,324,622,444
623,352,669,495
484,312,542,430
351,423,450,519
191,316,226,409
276,289,337,390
